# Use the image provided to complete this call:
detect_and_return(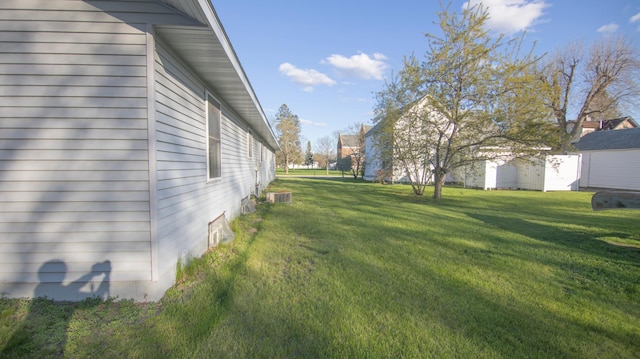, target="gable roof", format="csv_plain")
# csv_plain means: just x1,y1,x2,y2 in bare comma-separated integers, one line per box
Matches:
339,134,359,148
580,116,638,131
601,116,638,130
115,0,279,150
339,124,373,147
574,127,640,151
